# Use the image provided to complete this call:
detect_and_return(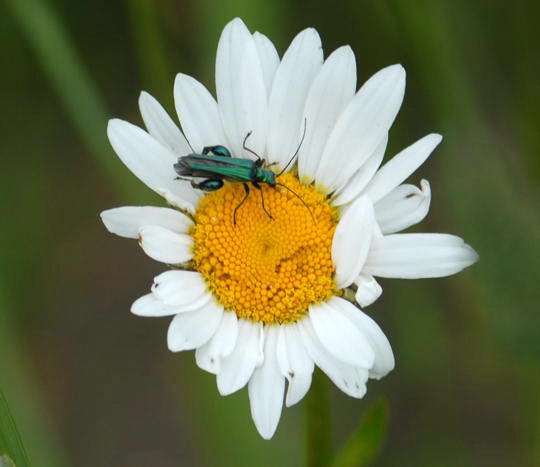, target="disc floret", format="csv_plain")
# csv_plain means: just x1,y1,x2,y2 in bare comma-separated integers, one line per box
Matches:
192,173,338,324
